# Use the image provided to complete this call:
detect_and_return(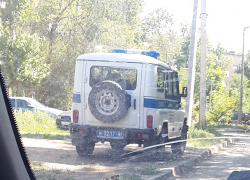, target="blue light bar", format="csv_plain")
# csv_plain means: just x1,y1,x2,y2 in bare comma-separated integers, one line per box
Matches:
112,49,160,59
141,50,160,59
112,49,127,53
